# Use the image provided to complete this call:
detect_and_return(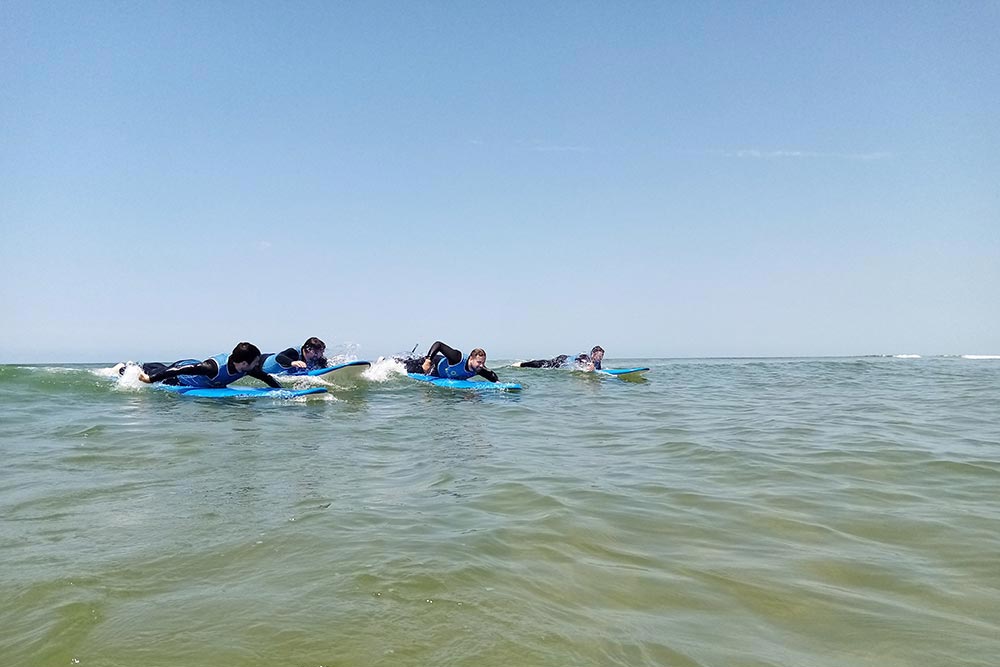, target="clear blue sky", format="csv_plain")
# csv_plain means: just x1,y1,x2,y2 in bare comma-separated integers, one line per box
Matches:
2,1,998,362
